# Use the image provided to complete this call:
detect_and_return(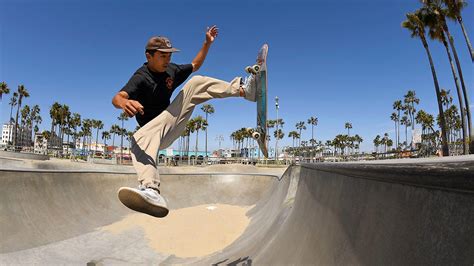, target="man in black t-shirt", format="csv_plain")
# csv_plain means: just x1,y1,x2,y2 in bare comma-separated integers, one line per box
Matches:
113,26,258,218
